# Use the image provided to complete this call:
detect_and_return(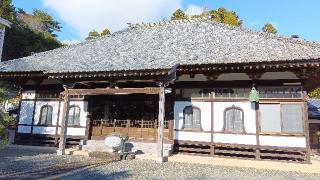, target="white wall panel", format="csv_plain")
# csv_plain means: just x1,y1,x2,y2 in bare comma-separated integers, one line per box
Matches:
213,102,256,133
259,136,306,148
33,126,56,135
17,125,31,133
58,101,88,127
174,131,211,142
58,127,86,136
34,101,60,125
214,133,256,145
174,101,212,131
